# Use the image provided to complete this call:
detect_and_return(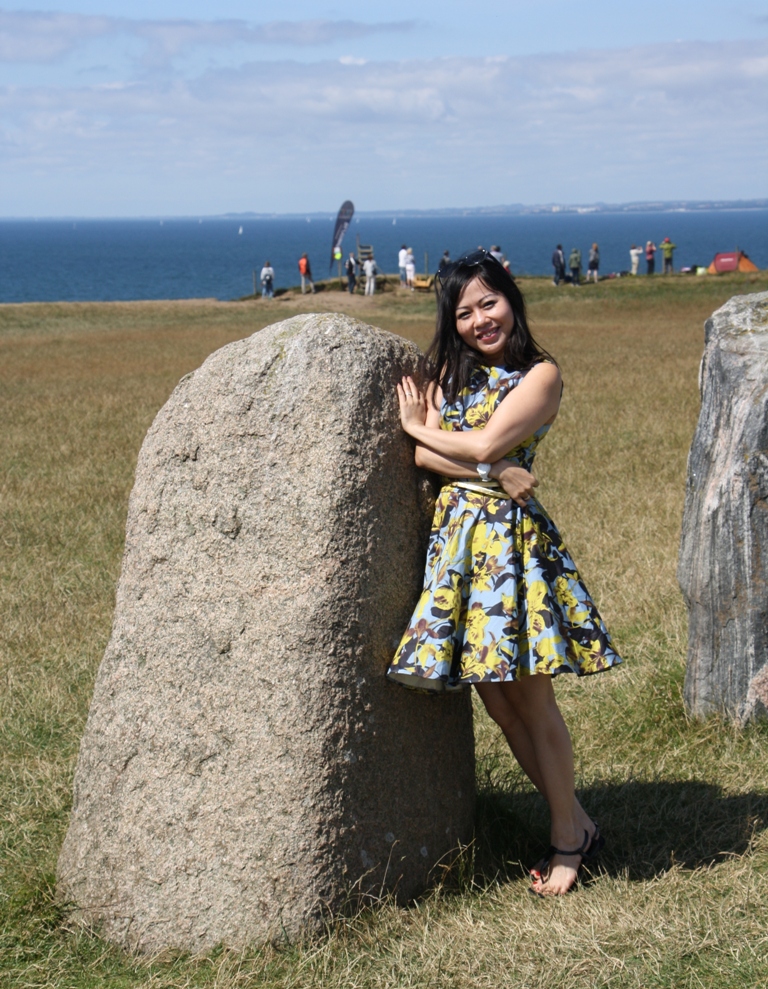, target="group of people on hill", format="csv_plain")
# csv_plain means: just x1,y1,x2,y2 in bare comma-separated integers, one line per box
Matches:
258,251,377,298
550,244,600,286
259,236,679,300
631,238,677,276
259,253,325,297
551,237,677,284
345,252,378,295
